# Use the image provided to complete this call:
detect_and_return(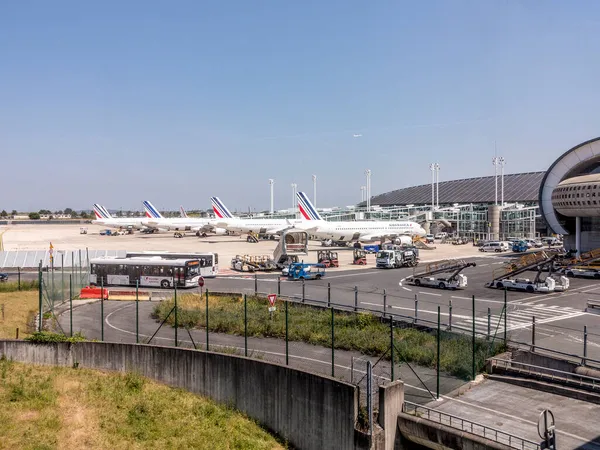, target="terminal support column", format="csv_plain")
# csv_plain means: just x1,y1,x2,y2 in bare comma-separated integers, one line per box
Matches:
576,216,581,257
